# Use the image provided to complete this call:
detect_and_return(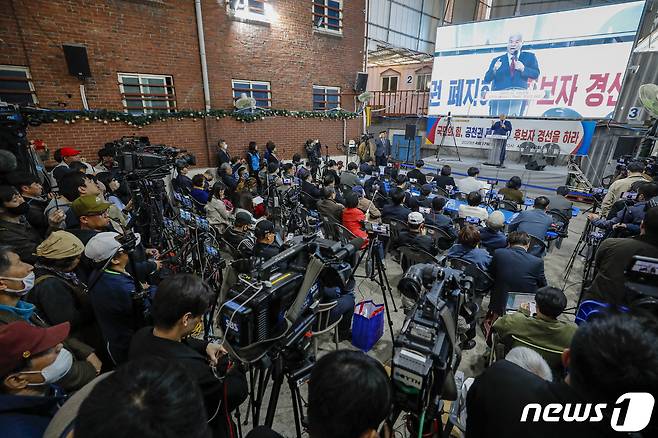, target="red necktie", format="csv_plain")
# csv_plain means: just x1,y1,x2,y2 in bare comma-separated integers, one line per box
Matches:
509,57,515,78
